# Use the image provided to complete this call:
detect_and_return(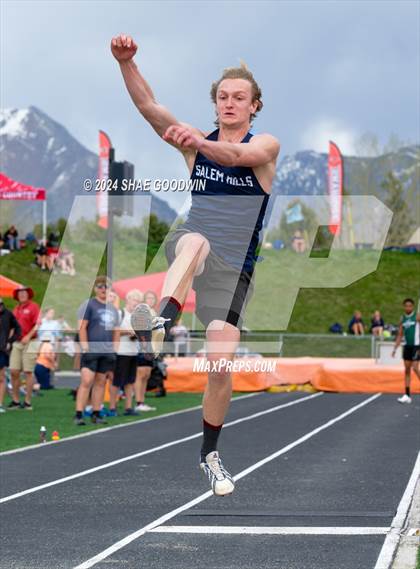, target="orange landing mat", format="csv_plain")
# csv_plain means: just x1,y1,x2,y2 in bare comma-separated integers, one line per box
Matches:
164,357,420,394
